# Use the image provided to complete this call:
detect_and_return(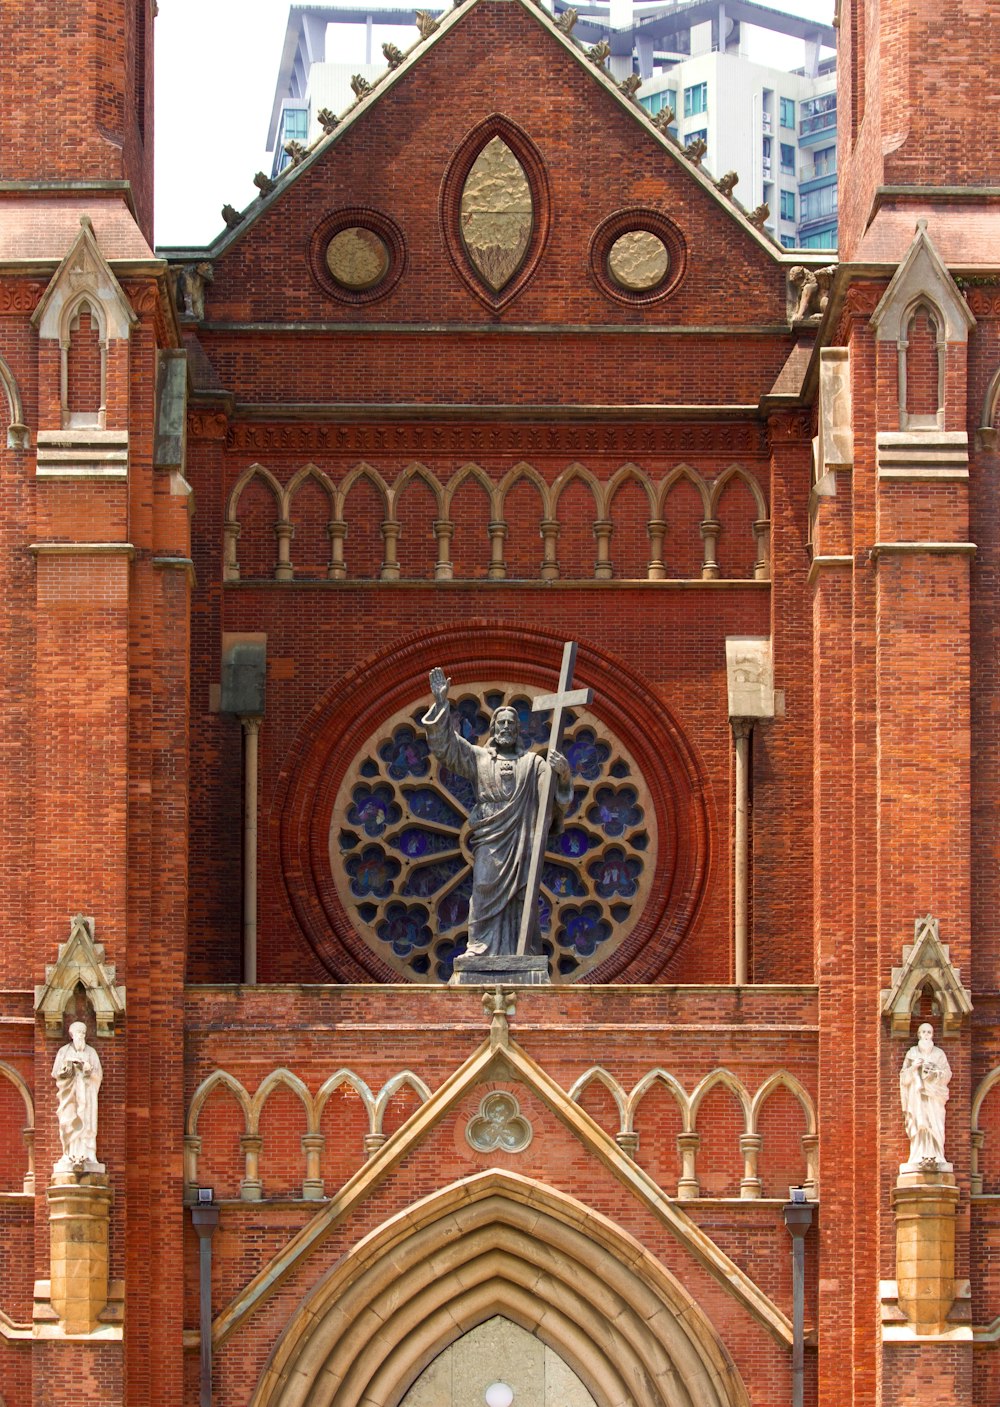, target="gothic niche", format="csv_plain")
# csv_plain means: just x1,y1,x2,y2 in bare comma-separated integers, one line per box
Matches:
330,683,656,983
460,137,533,292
